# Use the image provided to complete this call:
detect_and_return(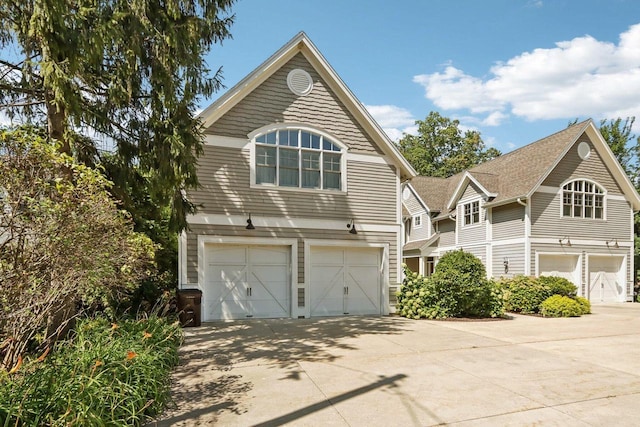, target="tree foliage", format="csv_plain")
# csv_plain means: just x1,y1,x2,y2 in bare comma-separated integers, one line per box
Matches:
0,0,236,231
397,111,501,177
0,127,155,370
